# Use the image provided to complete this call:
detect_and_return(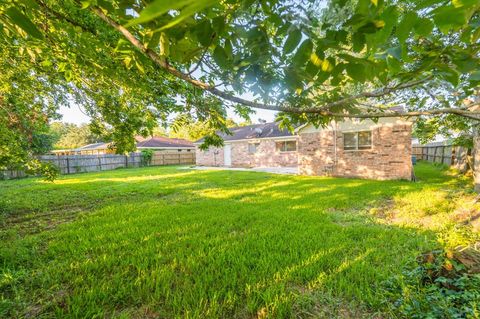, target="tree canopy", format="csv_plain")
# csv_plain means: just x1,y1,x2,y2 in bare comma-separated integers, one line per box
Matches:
49,122,104,149
1,0,480,174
